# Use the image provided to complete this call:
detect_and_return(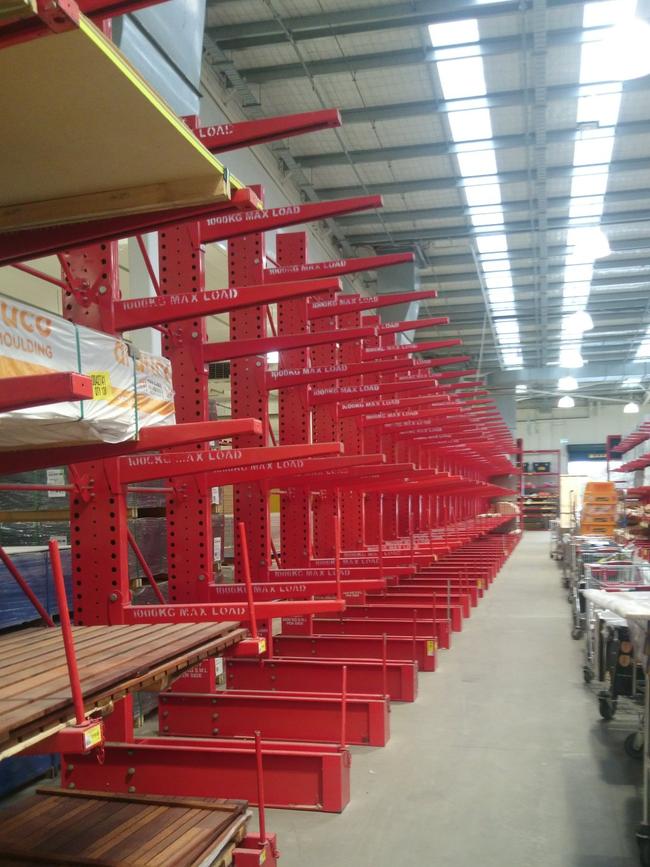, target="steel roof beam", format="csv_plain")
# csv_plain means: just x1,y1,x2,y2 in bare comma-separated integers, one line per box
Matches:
345,209,650,245
294,120,650,168
337,78,650,124
236,26,604,82
315,156,650,199
209,0,586,50
489,362,650,386
335,187,650,227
